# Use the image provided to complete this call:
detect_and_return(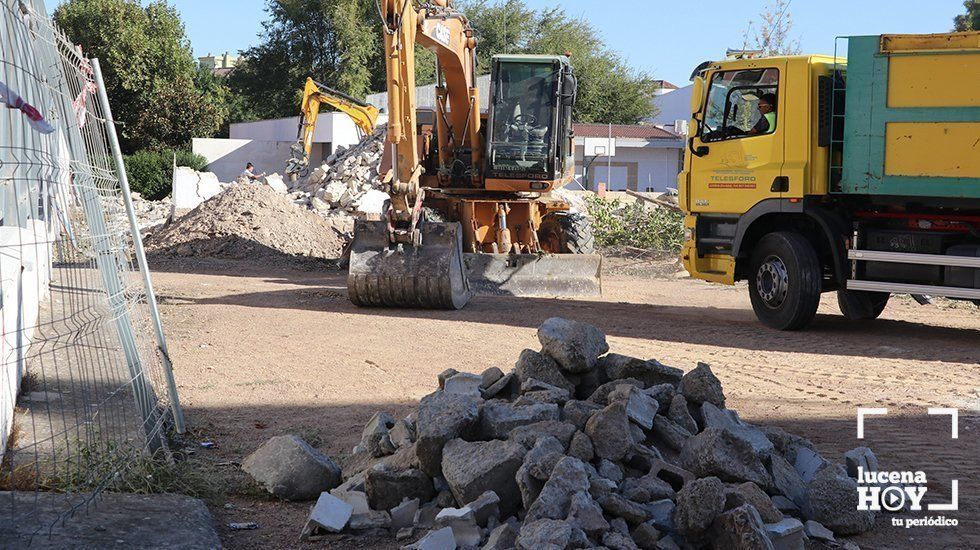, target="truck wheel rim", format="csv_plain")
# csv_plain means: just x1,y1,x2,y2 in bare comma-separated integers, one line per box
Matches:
757,256,789,308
